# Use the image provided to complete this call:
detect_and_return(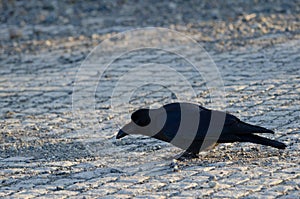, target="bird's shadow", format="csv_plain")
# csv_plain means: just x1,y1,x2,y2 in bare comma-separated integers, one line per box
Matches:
161,144,287,165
